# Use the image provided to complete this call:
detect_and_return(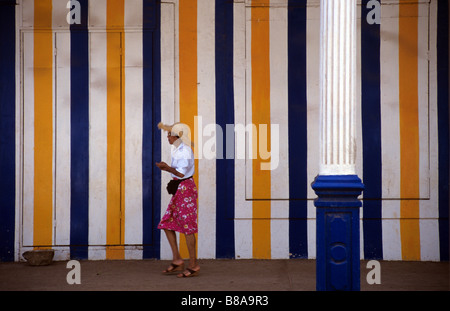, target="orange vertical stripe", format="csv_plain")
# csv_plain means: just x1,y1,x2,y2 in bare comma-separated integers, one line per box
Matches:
251,0,271,259
33,0,53,248
121,29,126,258
399,0,420,260
178,0,198,259
106,0,125,259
